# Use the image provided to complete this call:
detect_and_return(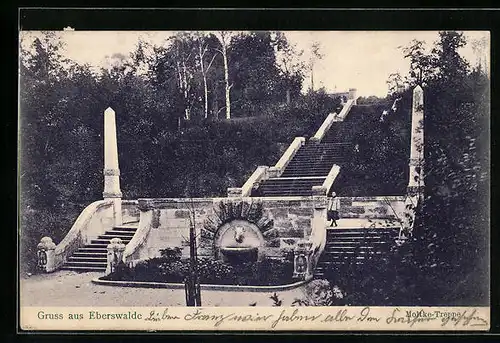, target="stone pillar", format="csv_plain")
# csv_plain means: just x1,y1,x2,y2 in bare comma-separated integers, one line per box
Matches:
103,107,123,226
37,237,56,273
348,88,358,105
408,85,425,198
312,195,328,233
293,240,313,280
106,237,126,275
